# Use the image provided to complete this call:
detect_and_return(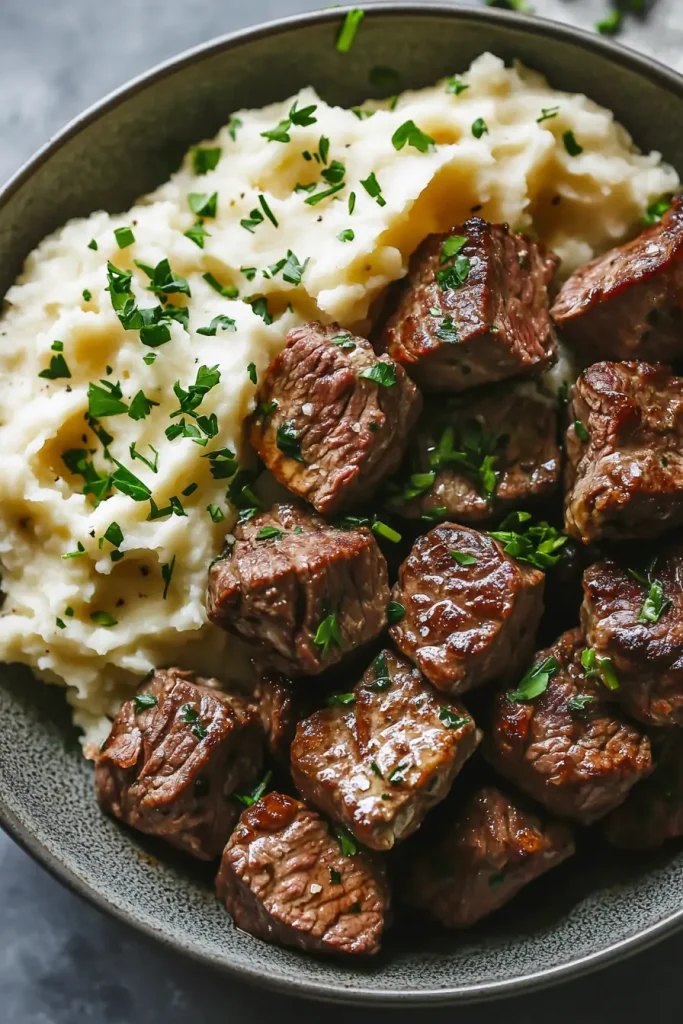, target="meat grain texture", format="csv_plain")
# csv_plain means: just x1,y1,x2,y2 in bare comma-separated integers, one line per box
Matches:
485,629,653,825
564,361,683,544
382,219,558,392
291,649,481,850
582,543,683,726
406,785,574,927
604,734,683,850
390,523,544,695
216,793,390,955
207,503,389,675
552,195,683,365
95,668,263,860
